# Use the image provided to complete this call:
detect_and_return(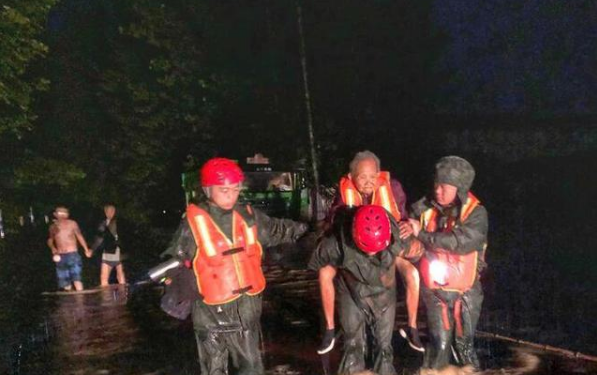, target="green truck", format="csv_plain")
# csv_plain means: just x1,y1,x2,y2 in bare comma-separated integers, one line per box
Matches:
181,156,325,222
